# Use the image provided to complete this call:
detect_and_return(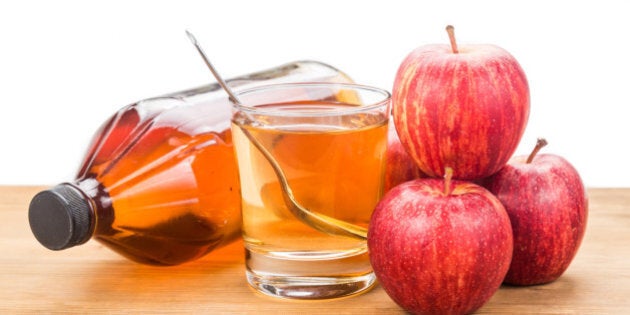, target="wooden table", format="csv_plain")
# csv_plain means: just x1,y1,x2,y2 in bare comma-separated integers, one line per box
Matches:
1,186,629,314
